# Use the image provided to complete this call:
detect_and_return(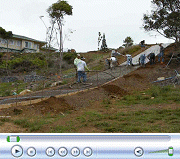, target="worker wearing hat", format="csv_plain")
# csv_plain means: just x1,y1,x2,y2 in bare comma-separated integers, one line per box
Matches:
76,56,89,83
73,54,81,82
74,53,81,66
